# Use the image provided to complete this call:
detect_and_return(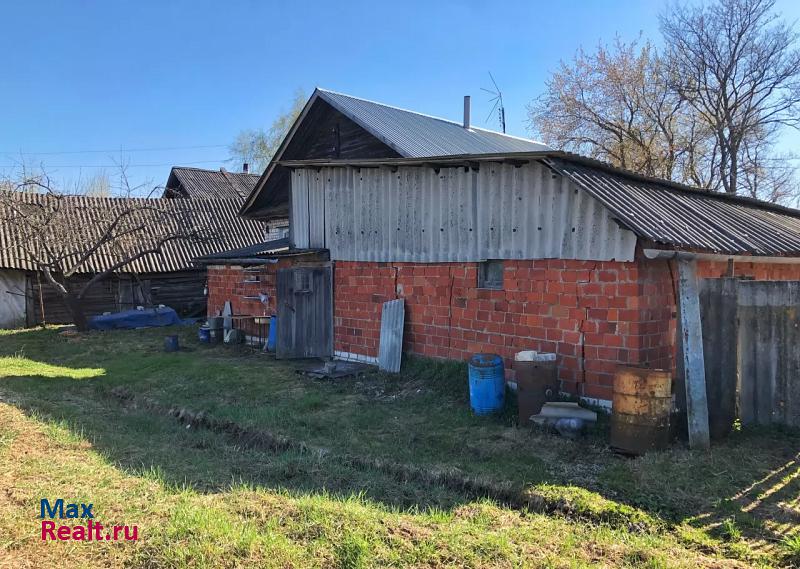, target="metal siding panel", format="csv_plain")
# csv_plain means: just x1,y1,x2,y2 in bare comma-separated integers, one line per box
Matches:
318,162,636,262
308,171,325,248
562,174,580,259
291,170,310,249
378,298,405,373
